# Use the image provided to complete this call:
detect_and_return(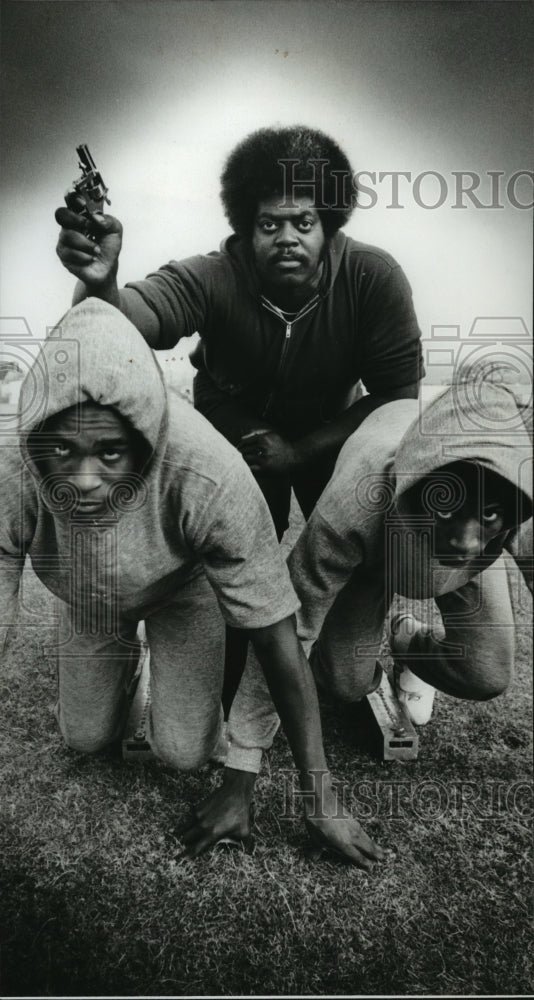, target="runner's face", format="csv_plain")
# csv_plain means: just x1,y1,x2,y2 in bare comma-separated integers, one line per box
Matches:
252,195,326,301
40,403,137,516
397,464,510,568
430,493,506,566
